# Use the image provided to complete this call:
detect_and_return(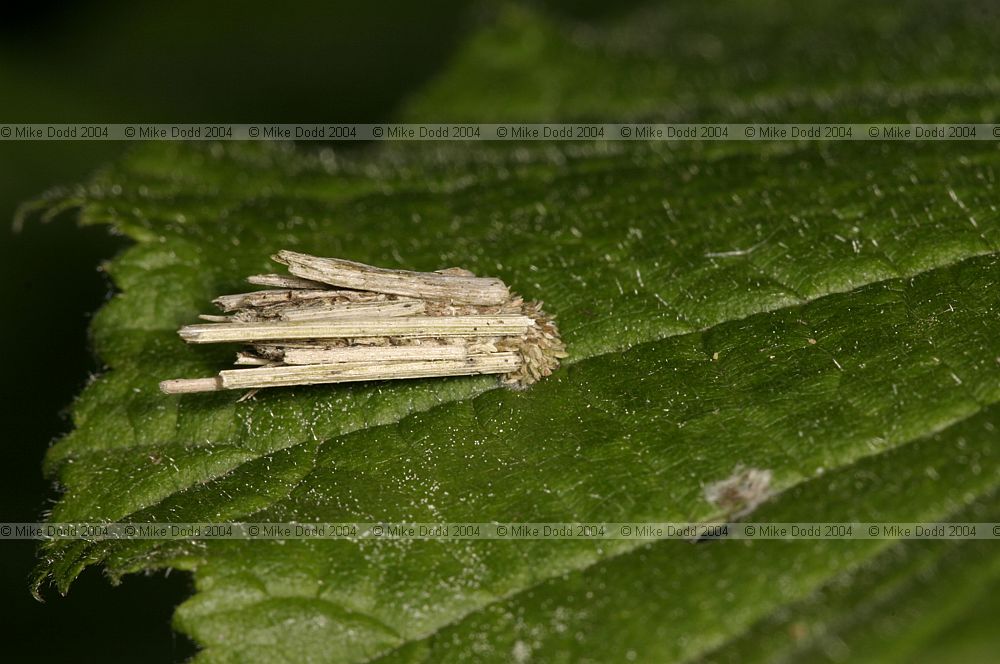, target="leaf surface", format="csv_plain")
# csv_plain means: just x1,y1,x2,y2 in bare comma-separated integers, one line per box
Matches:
35,1,1000,661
